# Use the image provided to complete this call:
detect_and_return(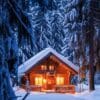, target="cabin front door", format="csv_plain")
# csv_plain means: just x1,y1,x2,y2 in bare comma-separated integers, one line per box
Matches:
46,75,55,90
